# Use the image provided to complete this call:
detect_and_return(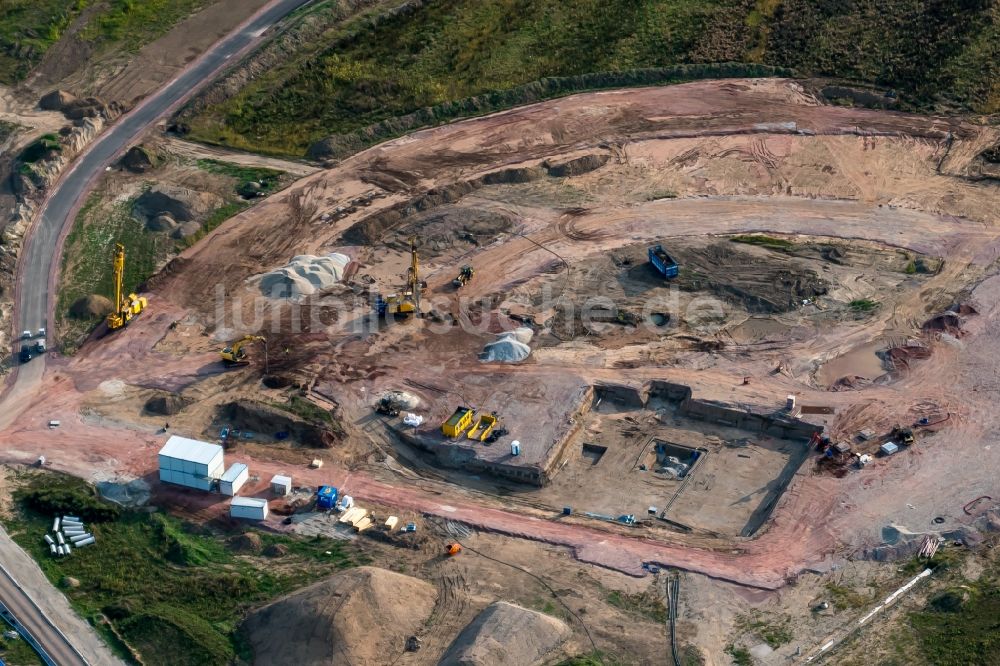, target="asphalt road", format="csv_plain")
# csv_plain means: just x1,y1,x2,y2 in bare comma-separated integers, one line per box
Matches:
5,0,313,662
